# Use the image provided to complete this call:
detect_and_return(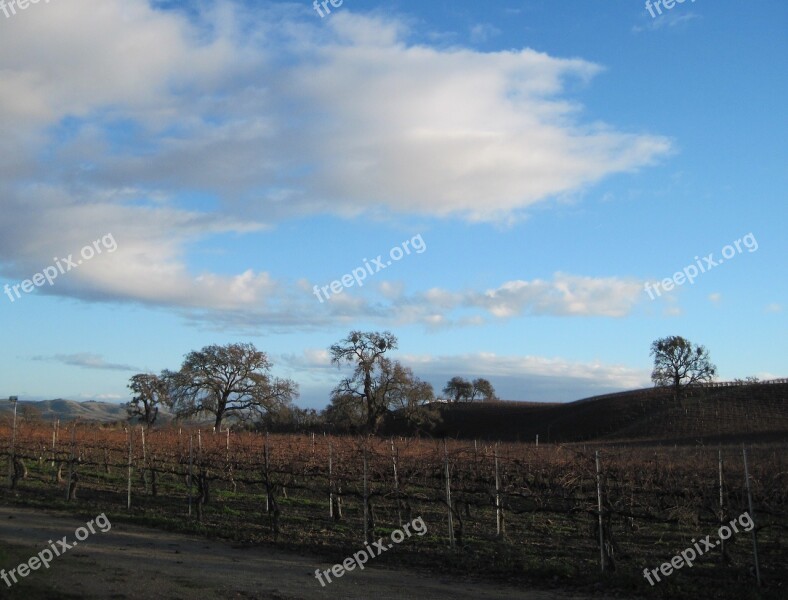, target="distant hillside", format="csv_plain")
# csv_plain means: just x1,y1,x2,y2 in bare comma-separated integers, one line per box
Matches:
431,380,788,445
4,380,787,444
0,399,130,423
